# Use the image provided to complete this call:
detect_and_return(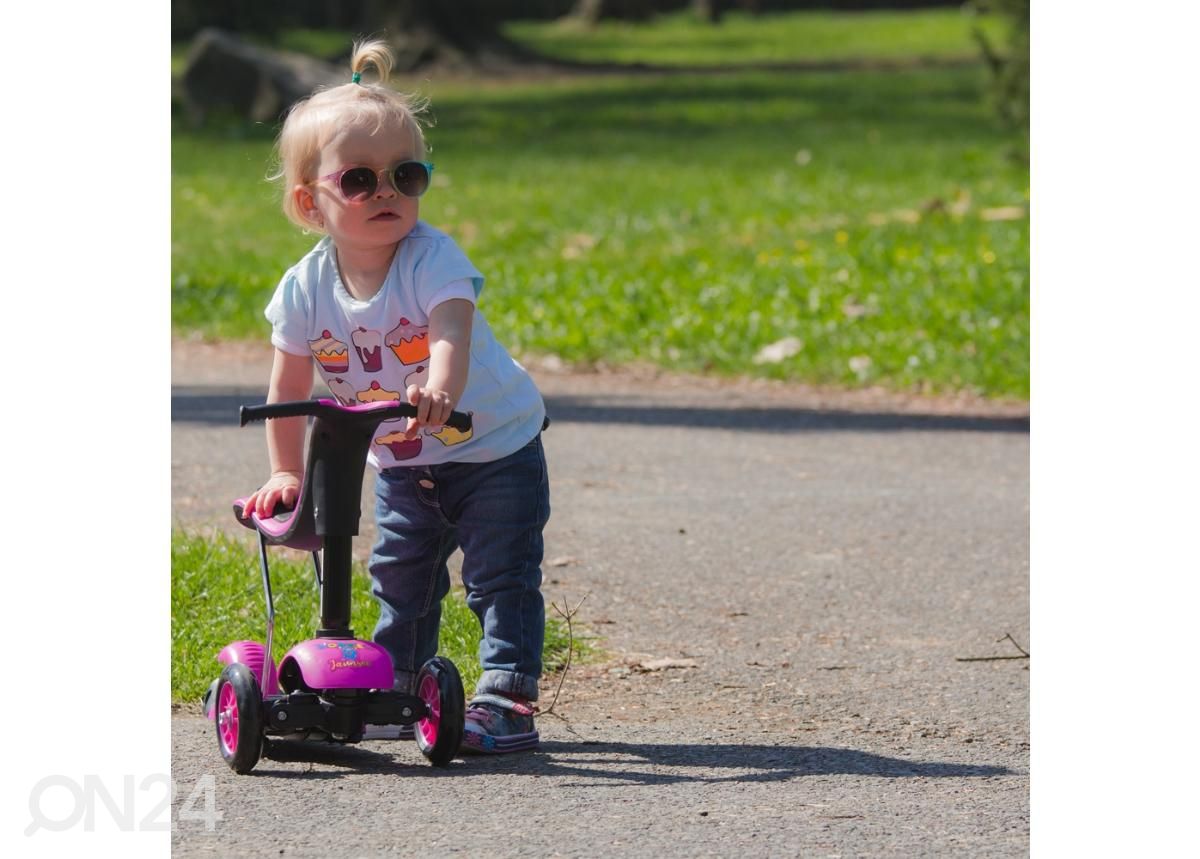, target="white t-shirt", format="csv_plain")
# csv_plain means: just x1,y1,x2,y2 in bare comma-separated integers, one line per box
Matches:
265,222,546,470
